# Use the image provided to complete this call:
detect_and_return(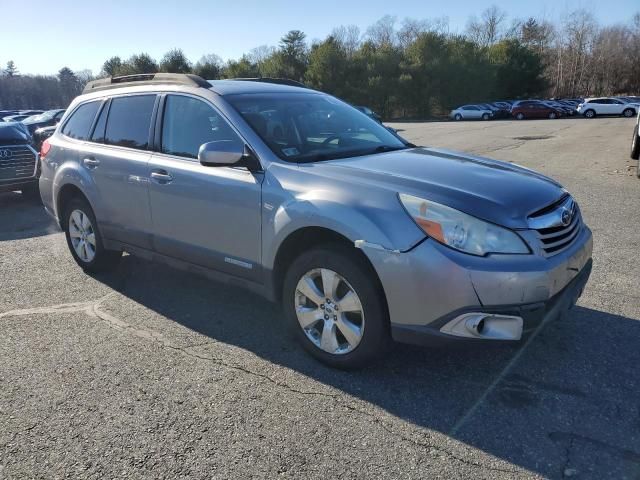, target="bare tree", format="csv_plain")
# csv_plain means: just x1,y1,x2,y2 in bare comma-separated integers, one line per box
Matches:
331,25,361,57
366,15,397,47
466,5,507,46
